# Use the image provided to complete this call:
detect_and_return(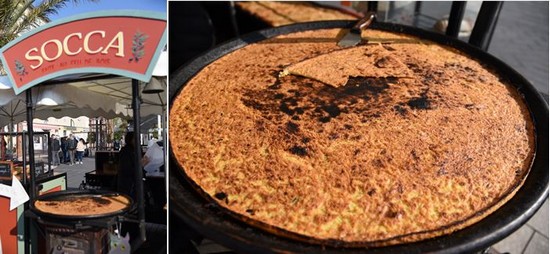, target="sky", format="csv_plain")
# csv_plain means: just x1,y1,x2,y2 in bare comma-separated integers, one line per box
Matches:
46,0,166,20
